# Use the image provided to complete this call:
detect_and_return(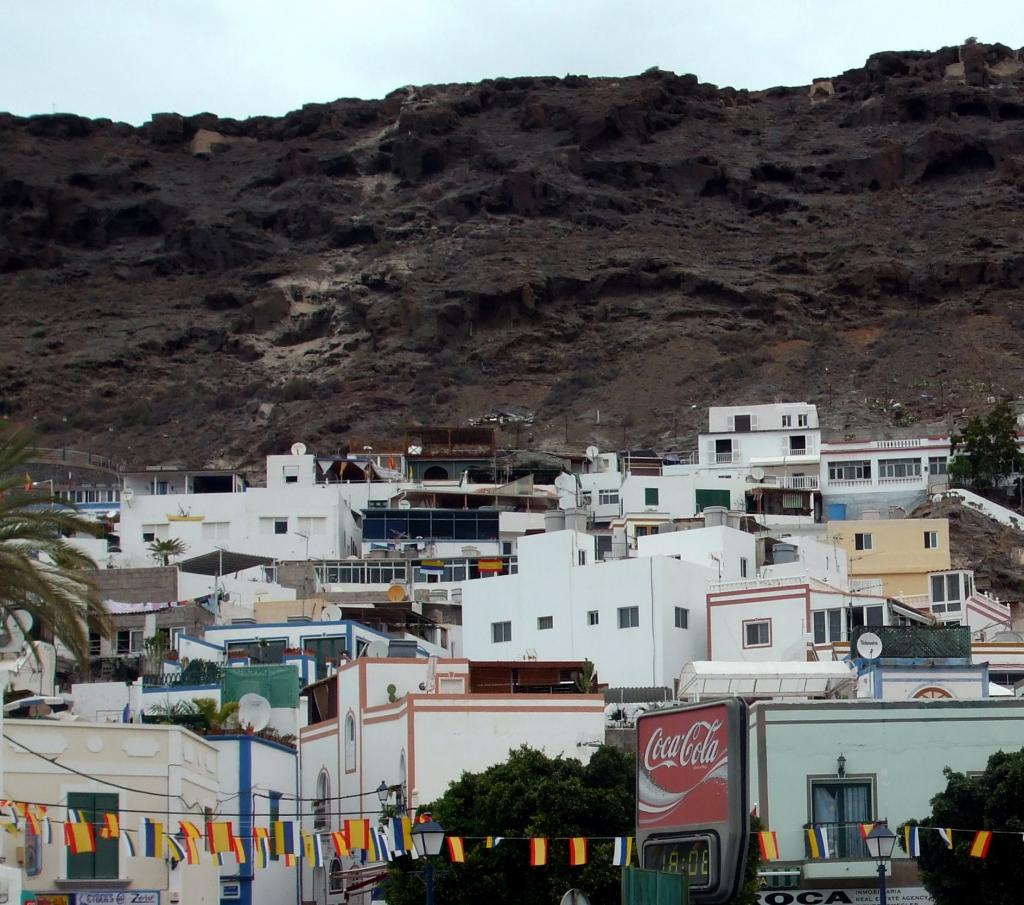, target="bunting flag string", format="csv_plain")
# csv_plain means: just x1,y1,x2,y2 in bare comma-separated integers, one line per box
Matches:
530,837,548,867
806,826,830,859
568,837,588,866
904,826,920,858
447,836,466,863
757,831,780,861
612,836,634,867
969,830,993,859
